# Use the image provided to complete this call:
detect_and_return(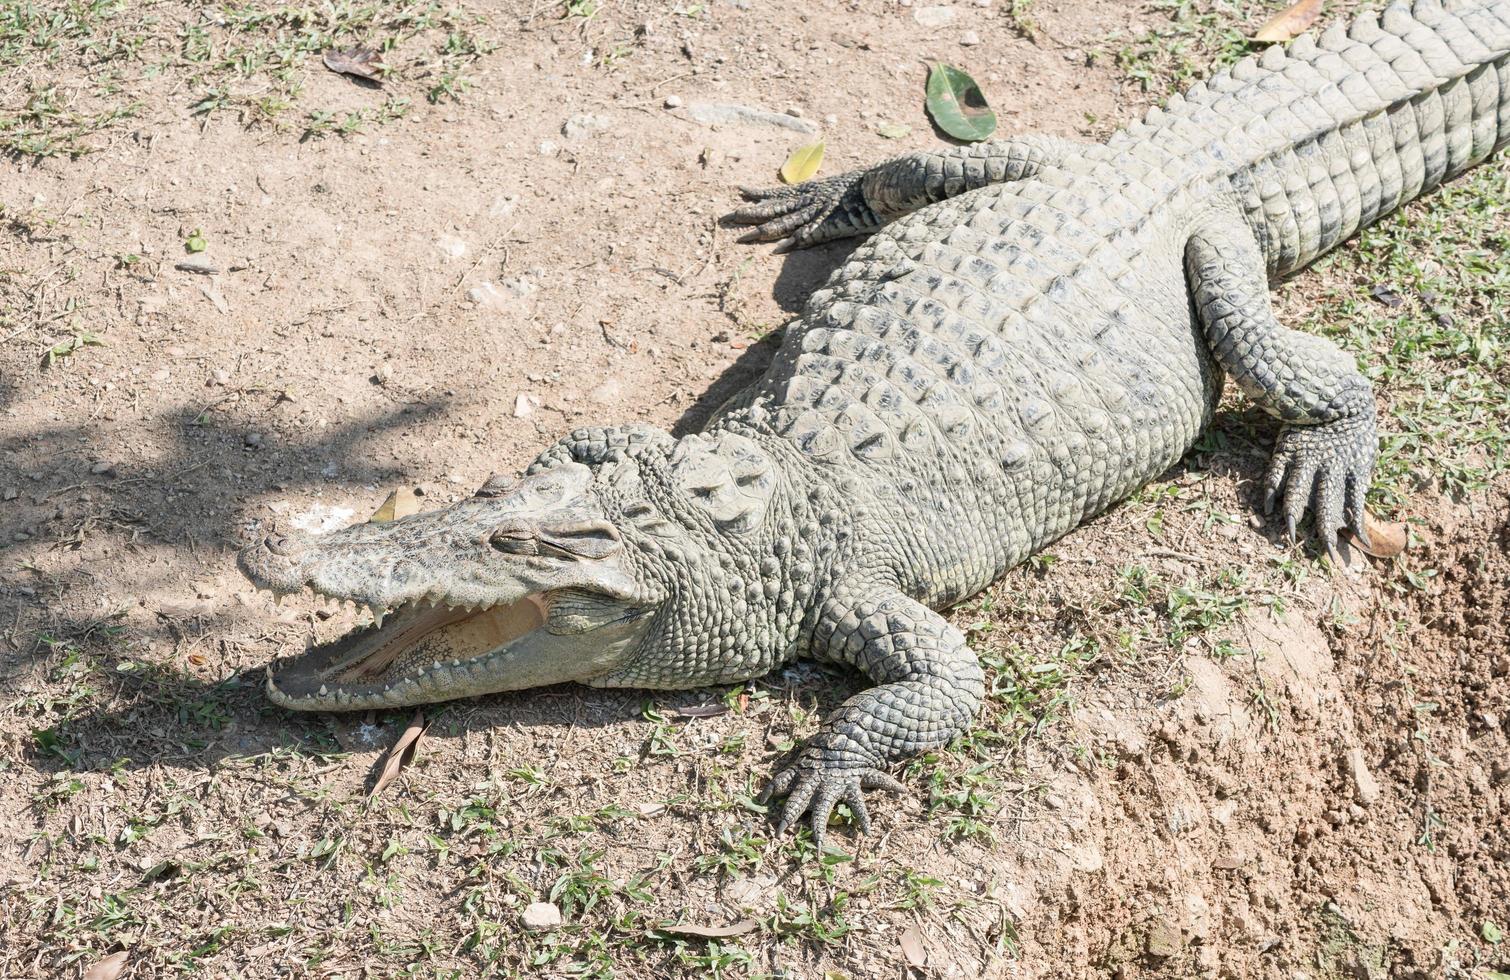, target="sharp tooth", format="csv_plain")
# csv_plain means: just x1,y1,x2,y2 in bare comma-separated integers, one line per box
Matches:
318,684,329,696
370,604,386,628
